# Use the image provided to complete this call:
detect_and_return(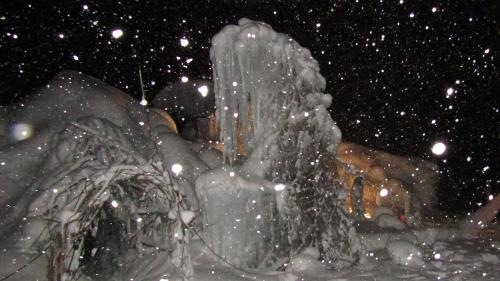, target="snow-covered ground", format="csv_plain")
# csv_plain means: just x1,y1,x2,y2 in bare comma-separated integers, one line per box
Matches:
1,223,498,281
